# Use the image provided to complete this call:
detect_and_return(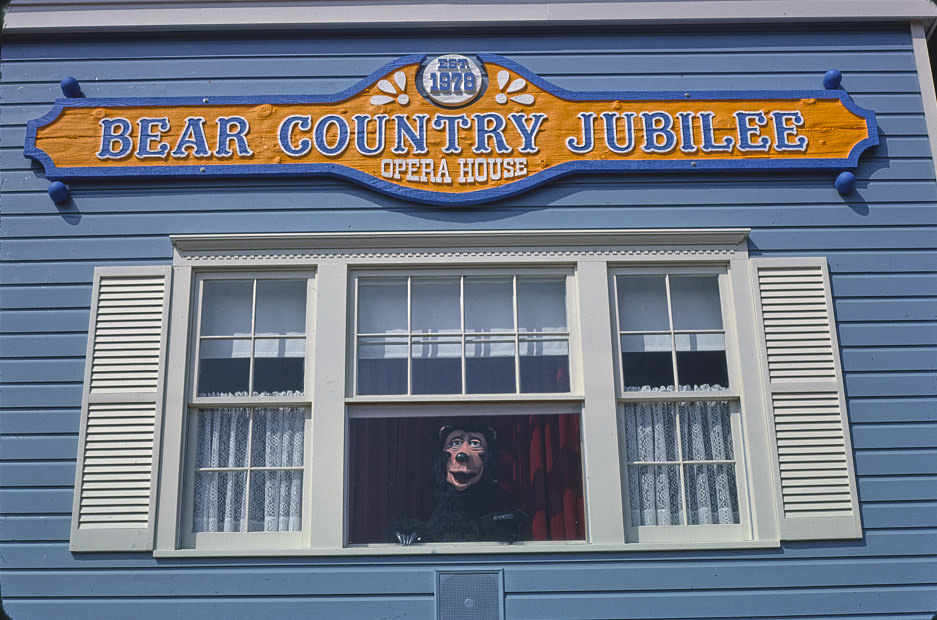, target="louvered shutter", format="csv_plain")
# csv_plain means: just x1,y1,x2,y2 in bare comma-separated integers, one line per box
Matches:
751,257,861,540
70,266,171,552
